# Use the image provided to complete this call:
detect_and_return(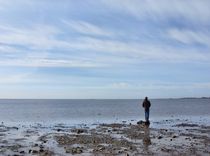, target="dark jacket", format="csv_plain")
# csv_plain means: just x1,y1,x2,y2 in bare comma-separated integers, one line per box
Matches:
142,99,151,111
